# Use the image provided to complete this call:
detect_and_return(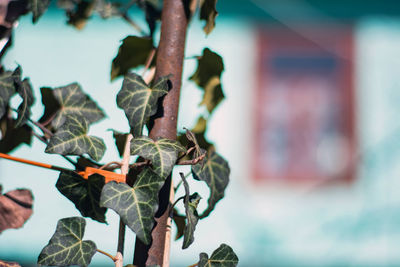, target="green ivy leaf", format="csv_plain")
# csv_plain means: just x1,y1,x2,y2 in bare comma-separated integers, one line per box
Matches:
111,36,154,80
56,171,107,223
199,0,218,35
111,130,129,157
42,83,105,130
100,167,164,245
191,151,229,218
117,73,169,137
180,173,201,249
0,116,32,154
29,0,50,23
190,48,225,114
65,0,96,30
131,136,186,178
172,208,185,241
45,116,106,161
198,244,239,267
0,67,21,119
37,217,97,267
15,79,35,127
